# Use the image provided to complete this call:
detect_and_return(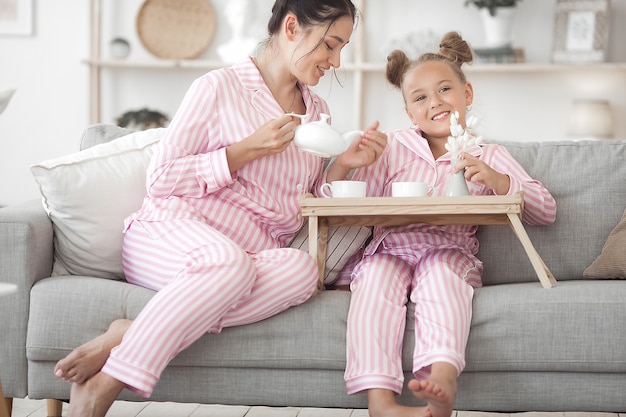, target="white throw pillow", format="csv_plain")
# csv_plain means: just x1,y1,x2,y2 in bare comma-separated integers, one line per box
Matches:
30,128,165,279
